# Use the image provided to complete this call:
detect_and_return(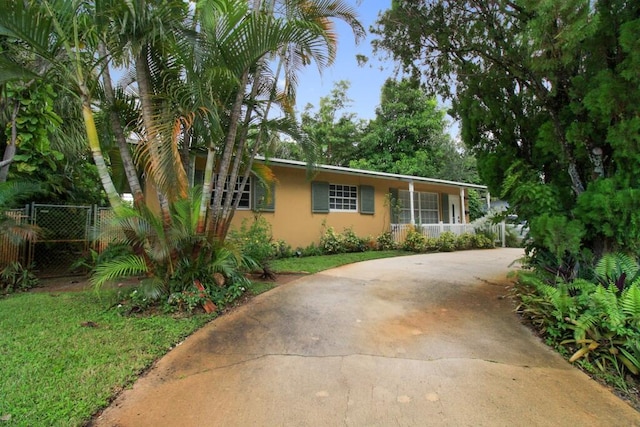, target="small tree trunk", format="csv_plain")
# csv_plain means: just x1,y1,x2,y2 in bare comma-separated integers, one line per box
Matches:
0,100,19,183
